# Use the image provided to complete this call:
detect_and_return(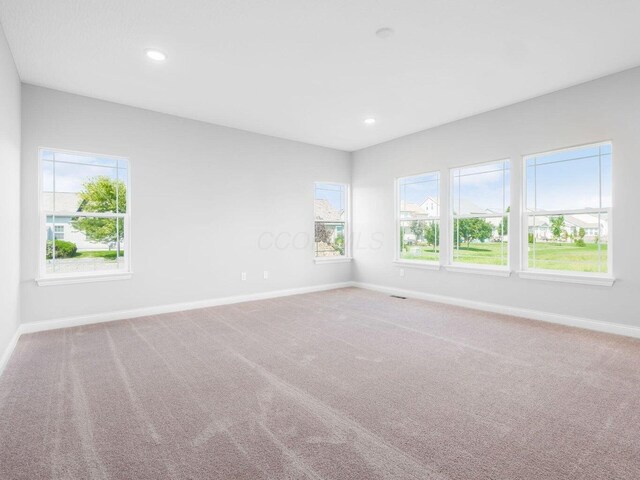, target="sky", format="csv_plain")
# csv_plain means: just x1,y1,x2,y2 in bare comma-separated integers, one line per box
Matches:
43,145,612,215
42,150,128,196
399,144,612,214
315,182,345,211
